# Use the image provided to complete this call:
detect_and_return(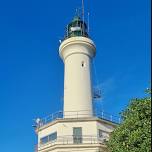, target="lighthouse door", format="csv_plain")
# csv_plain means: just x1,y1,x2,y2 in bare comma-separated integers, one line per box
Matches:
73,127,82,144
